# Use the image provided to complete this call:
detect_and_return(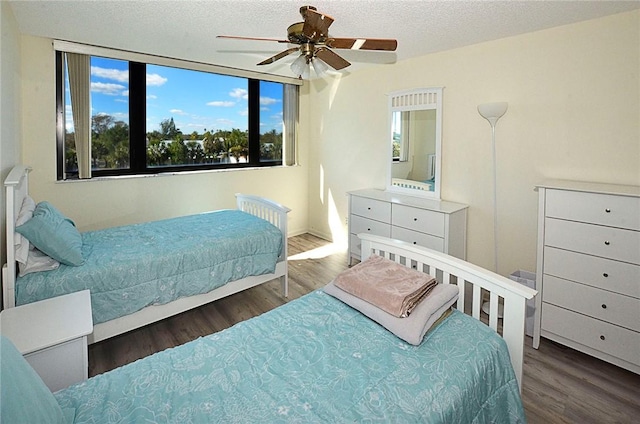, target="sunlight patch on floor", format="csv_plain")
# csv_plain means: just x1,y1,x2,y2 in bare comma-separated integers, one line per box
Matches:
288,242,346,261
